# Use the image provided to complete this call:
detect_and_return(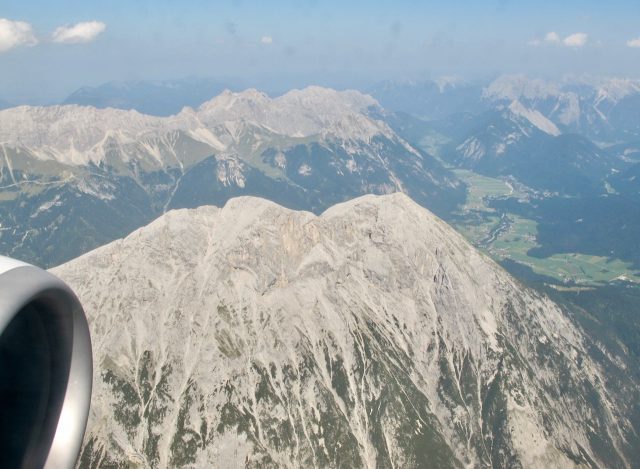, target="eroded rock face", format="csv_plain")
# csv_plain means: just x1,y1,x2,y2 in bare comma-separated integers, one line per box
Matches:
0,87,463,268
53,194,635,468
